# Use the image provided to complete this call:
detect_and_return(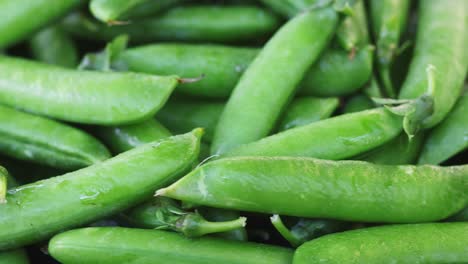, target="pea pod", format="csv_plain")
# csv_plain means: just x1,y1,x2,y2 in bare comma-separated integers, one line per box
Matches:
29,25,78,68
294,223,468,264
370,0,410,97
223,108,402,160
395,0,468,136
0,130,202,250
0,104,110,170
49,227,293,264
158,156,468,223
259,0,327,17
418,93,468,165
0,55,178,125
0,249,29,264
212,6,338,154
0,0,81,49
90,0,186,24
278,97,339,131
335,0,369,52
96,119,171,154
63,6,280,44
